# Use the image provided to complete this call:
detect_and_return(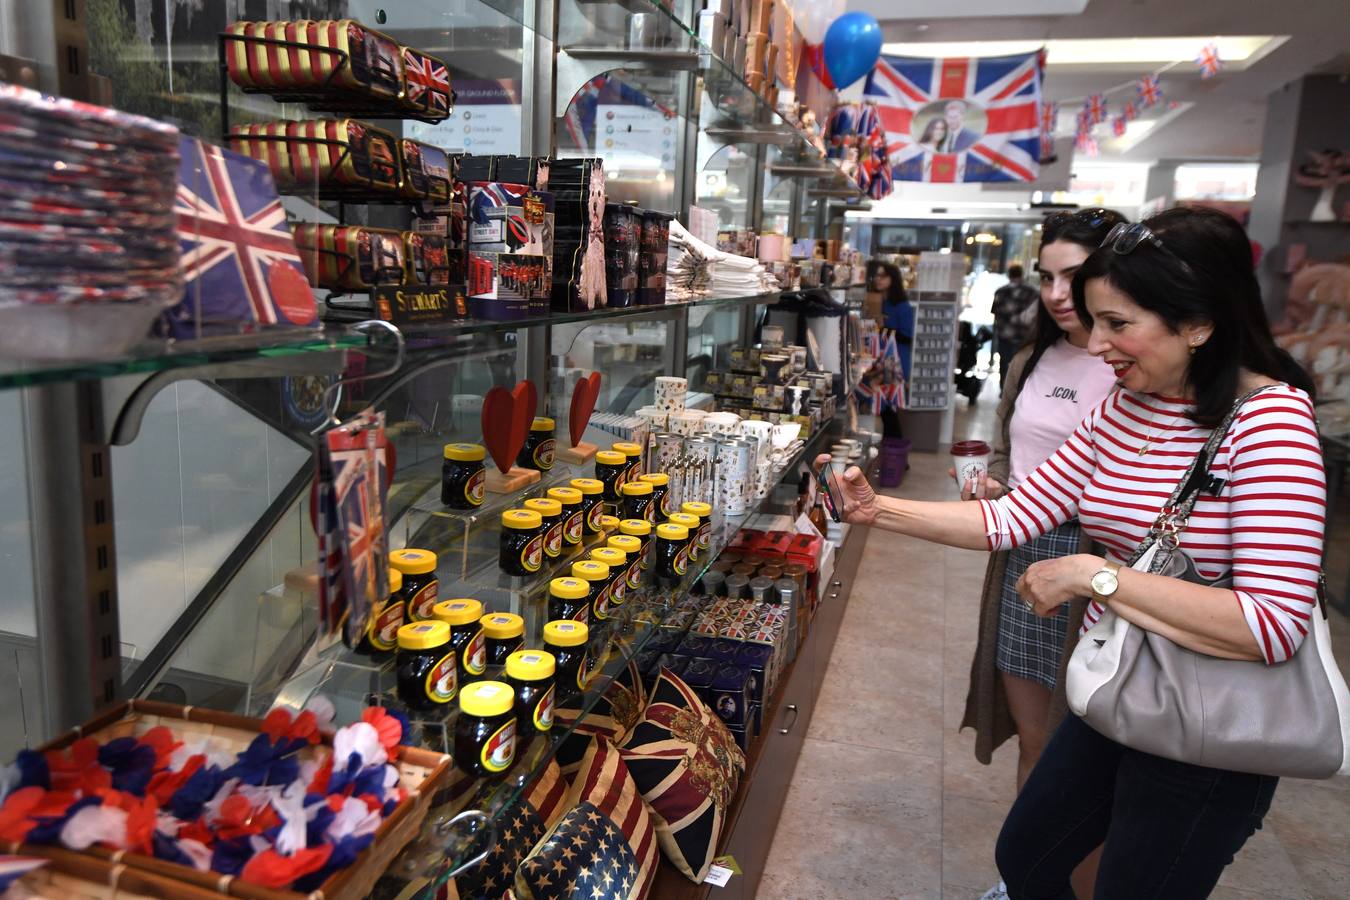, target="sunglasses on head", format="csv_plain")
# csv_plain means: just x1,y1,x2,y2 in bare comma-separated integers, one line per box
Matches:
1044,207,1119,231
1100,222,1194,273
